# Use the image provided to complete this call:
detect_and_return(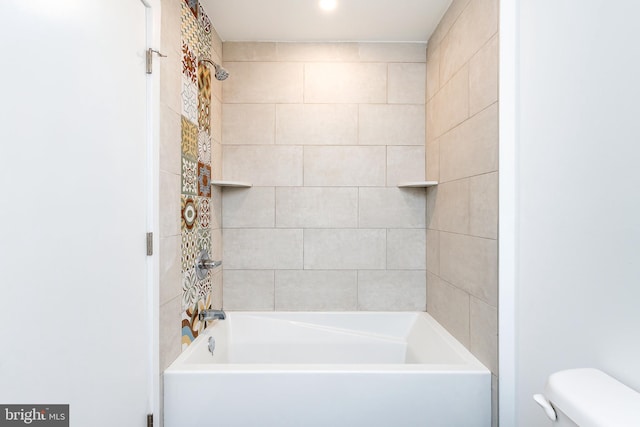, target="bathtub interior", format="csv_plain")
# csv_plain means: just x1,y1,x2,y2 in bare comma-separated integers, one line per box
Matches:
178,312,478,366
